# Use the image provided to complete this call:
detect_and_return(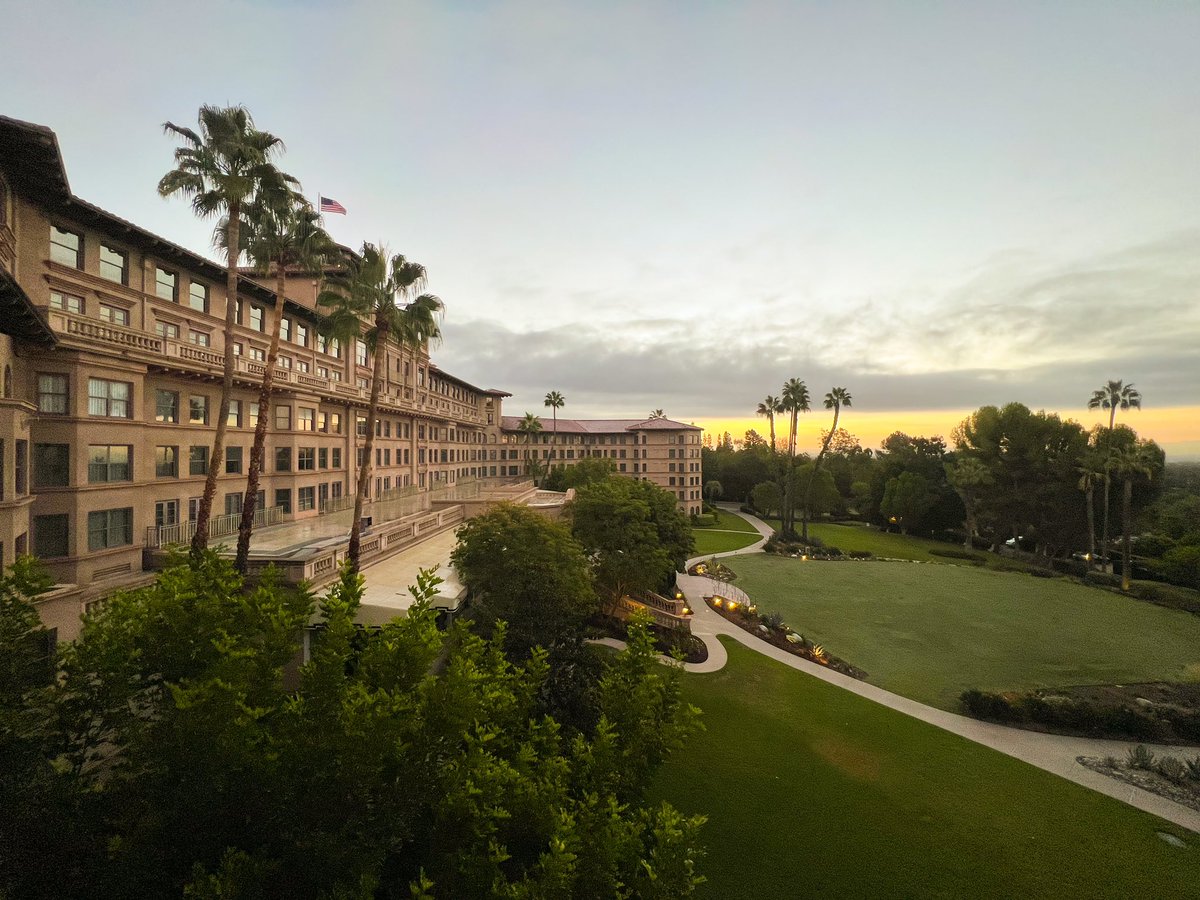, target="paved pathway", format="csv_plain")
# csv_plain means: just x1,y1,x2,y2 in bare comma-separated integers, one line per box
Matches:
676,504,1200,833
